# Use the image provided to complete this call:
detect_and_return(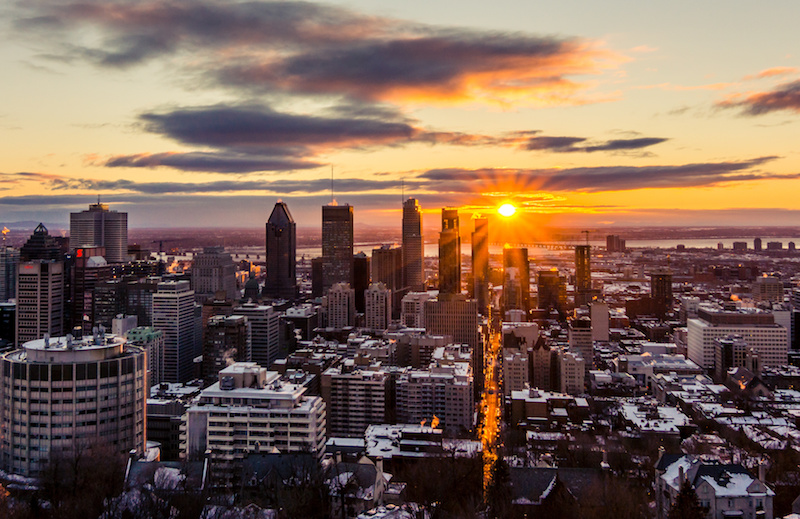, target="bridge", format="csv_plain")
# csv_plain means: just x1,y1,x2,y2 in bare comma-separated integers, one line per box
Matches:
488,242,582,251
